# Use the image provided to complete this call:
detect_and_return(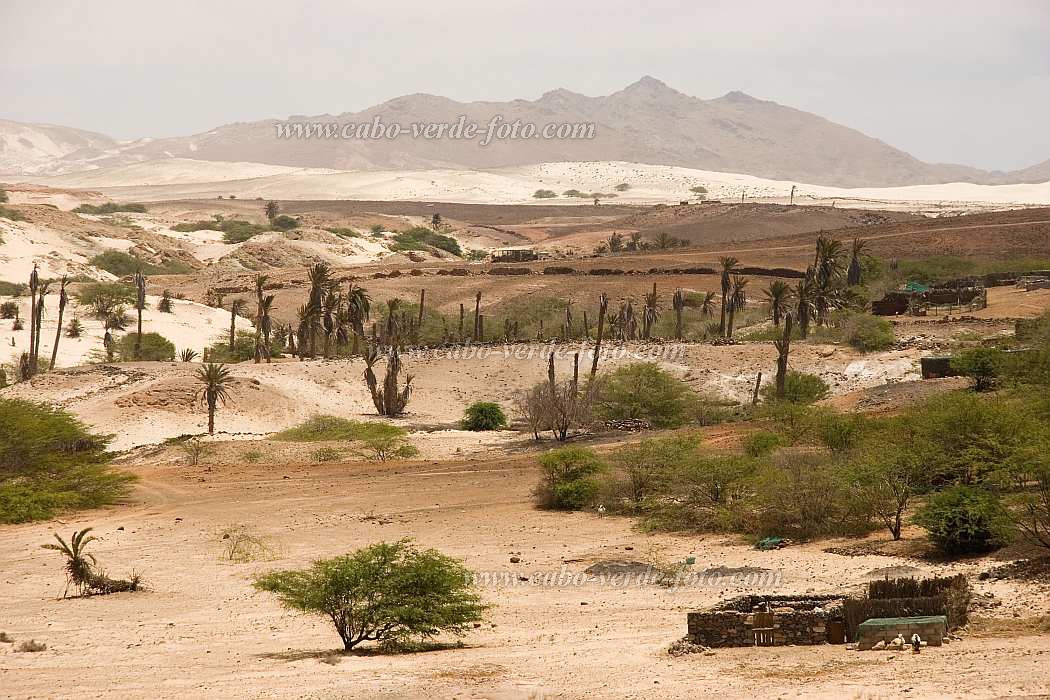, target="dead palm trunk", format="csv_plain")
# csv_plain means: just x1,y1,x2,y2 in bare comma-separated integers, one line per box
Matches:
672,289,685,340
50,277,68,371
33,282,49,372
473,292,481,341
28,265,39,375
134,271,146,360
589,293,608,380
